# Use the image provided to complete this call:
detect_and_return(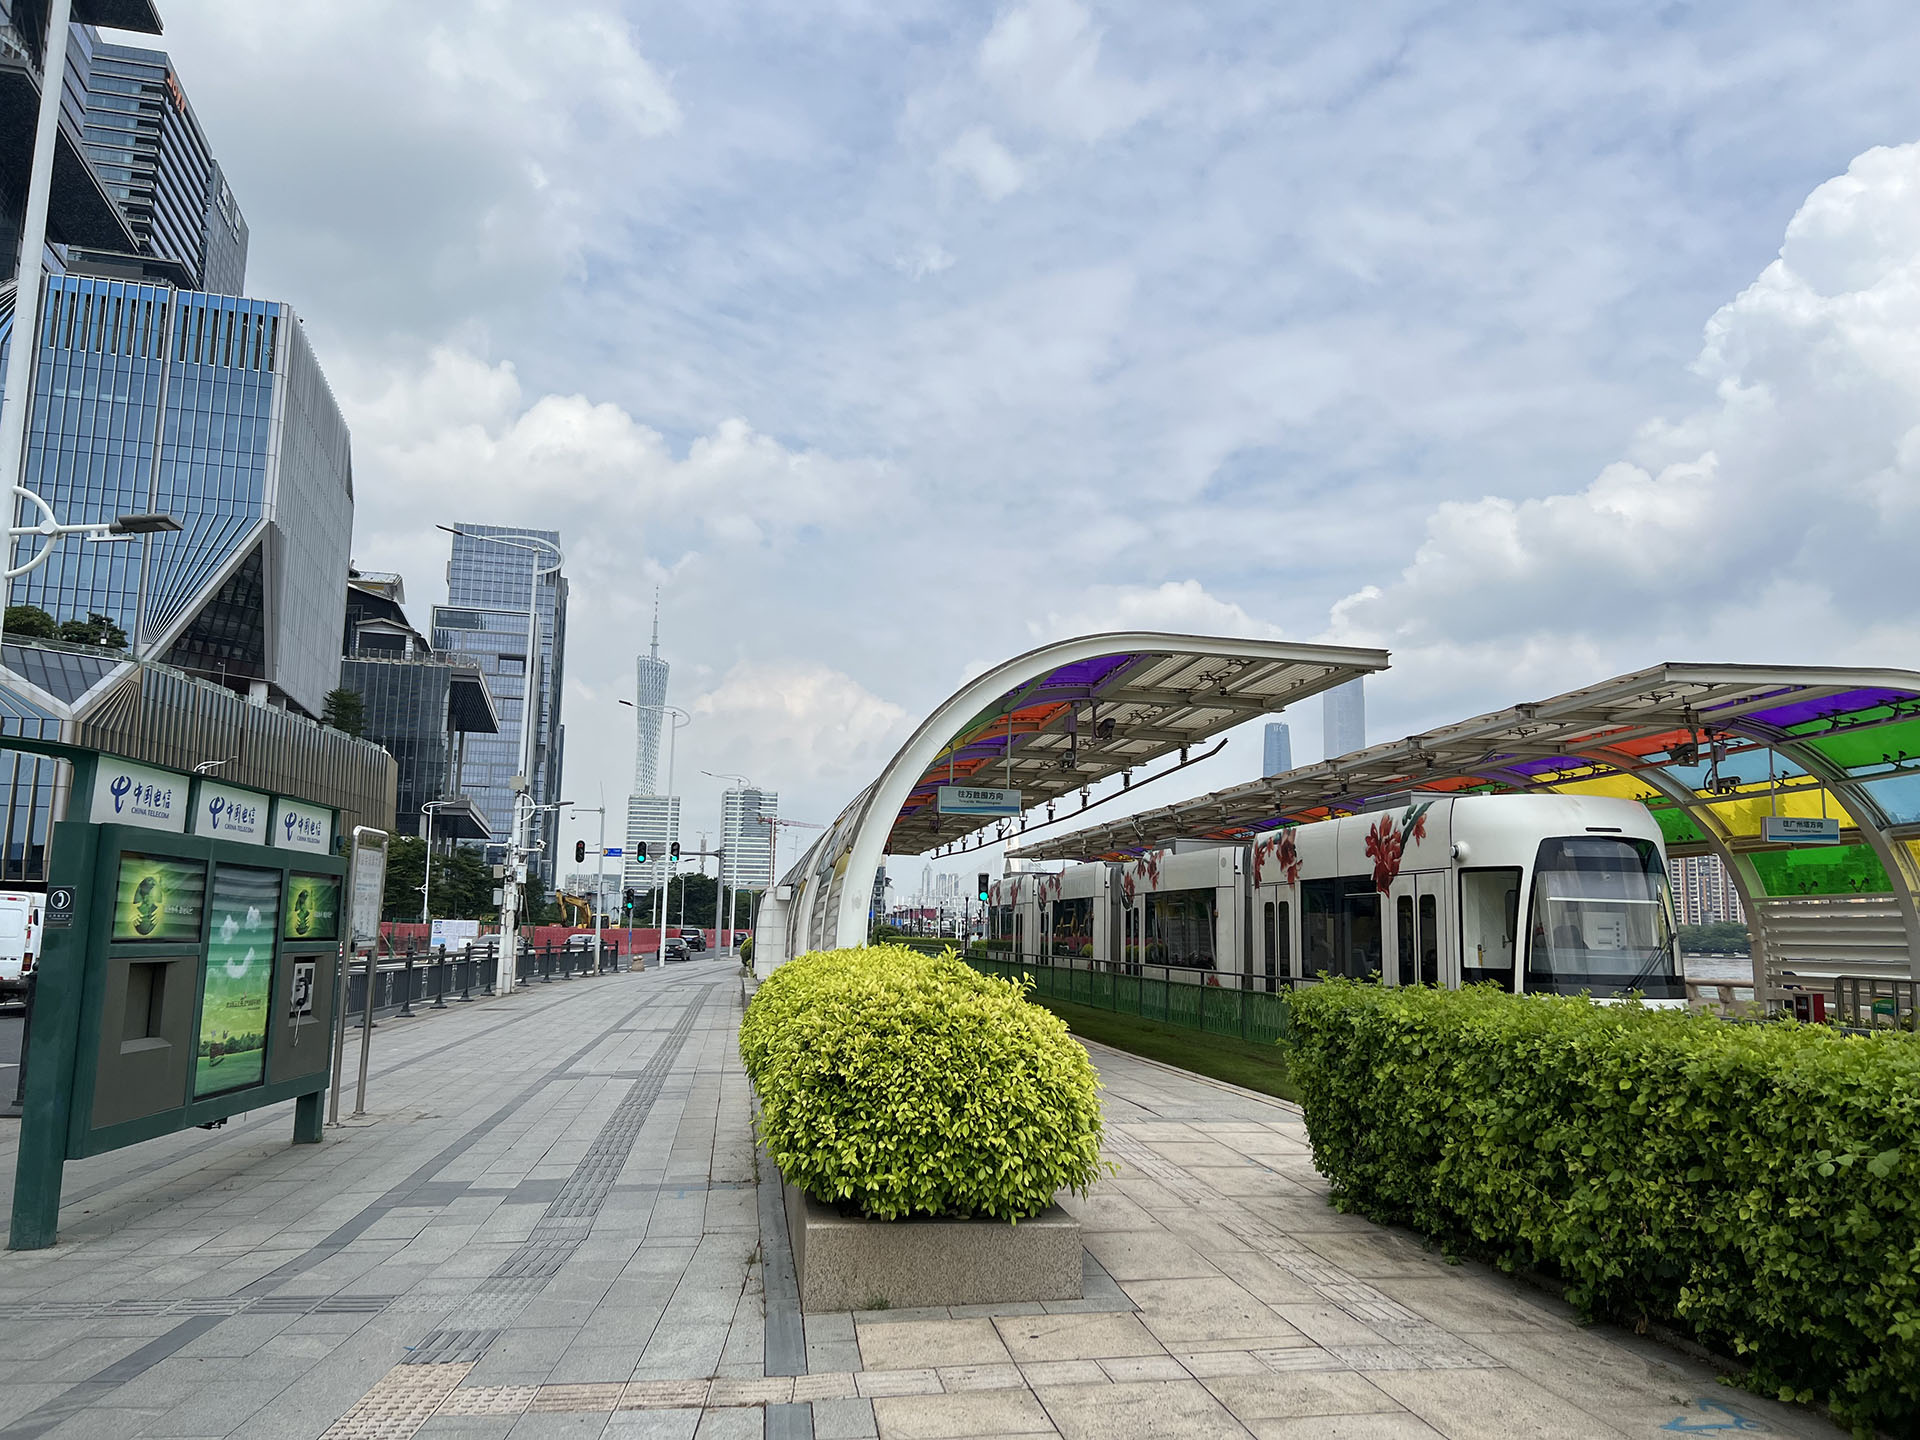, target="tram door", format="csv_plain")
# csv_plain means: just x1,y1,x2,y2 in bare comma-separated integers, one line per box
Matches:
1256,891,1292,992
1388,872,1452,988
